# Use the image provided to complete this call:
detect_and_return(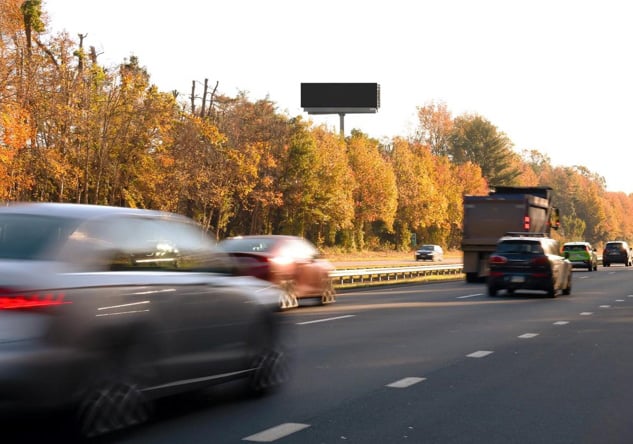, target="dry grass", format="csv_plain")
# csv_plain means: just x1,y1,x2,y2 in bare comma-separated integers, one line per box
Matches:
322,249,462,265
